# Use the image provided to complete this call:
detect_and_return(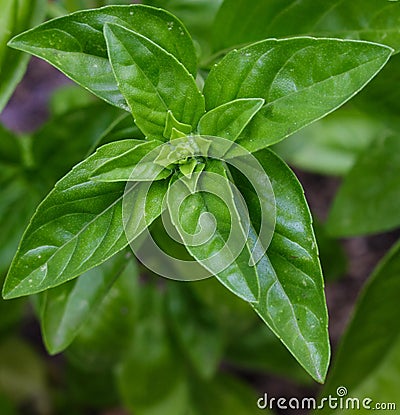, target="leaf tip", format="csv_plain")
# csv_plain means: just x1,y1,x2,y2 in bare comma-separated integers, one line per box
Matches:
6,28,34,52
103,22,120,37
2,271,42,300
2,281,17,300
6,36,21,50
312,364,329,384
45,342,64,356
308,339,331,384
